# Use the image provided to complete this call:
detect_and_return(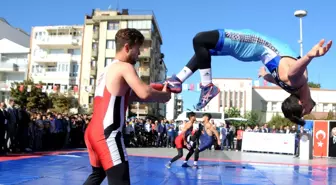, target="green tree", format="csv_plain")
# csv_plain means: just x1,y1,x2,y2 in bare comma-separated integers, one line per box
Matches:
225,107,241,118
308,81,321,88
267,113,293,128
244,110,261,126
10,78,49,111
49,93,78,113
325,111,335,120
